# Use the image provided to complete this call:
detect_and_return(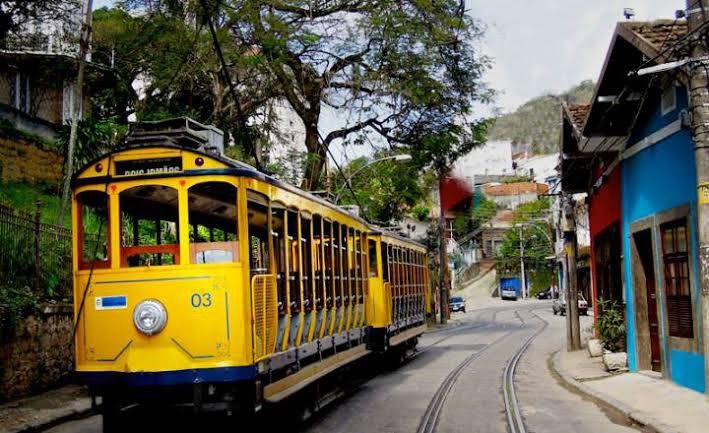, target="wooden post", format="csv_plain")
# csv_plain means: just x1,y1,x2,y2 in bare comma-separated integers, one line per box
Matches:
563,194,581,351
687,0,709,395
34,201,41,286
